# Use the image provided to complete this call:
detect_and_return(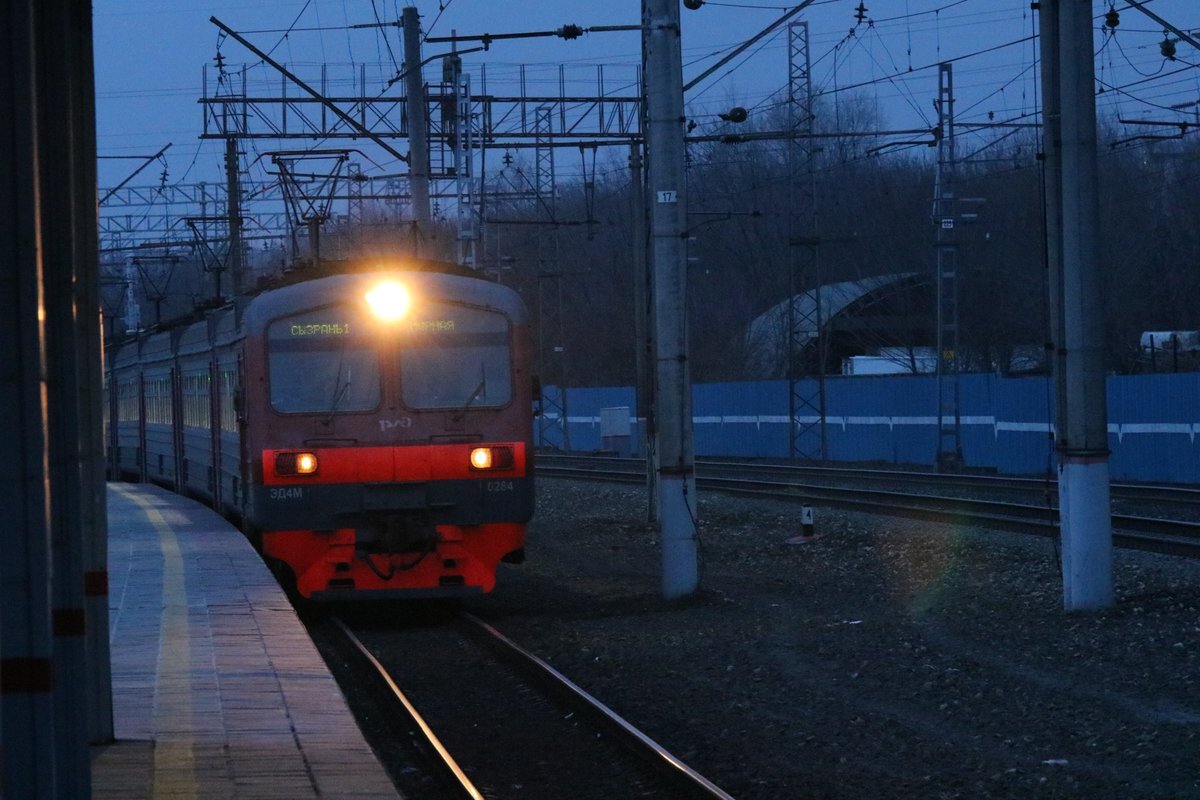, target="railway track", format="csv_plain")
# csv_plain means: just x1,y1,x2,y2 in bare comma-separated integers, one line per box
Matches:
536,454,1200,559
330,612,734,800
